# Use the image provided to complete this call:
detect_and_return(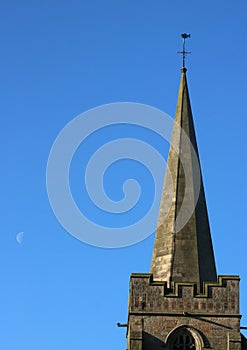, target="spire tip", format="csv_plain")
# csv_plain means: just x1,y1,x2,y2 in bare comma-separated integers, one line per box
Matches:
180,67,187,73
